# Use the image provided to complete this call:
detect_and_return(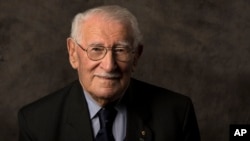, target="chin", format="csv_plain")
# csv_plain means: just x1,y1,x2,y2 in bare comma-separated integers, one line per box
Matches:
96,88,121,99
98,78,121,87
98,88,118,96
